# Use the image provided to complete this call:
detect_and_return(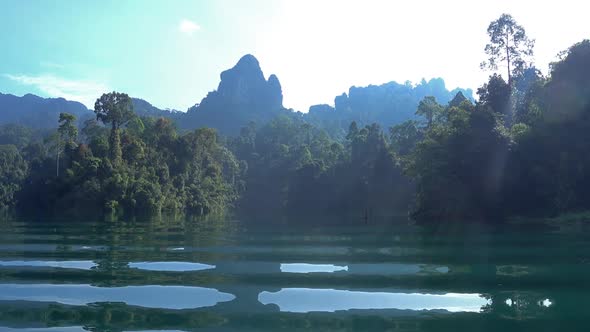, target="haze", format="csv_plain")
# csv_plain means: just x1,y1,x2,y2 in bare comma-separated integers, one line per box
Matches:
0,0,588,111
